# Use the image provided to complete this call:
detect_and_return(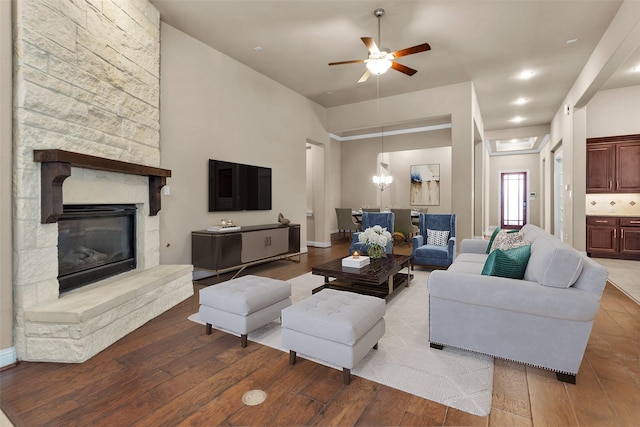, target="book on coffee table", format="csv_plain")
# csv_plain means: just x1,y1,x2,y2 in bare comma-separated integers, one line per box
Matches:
341,255,370,268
